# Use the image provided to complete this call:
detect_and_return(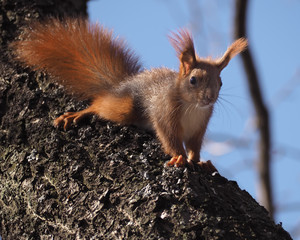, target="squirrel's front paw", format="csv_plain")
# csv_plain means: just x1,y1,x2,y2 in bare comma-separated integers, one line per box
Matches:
166,155,187,168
